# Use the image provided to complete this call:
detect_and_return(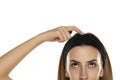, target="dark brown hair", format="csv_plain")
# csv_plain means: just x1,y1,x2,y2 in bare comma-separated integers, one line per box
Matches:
58,33,113,80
